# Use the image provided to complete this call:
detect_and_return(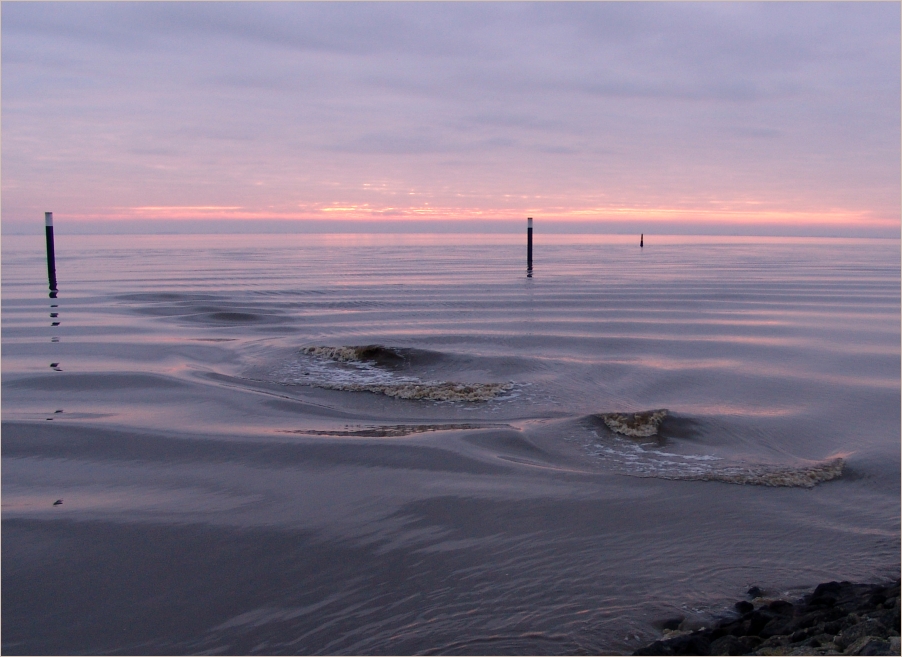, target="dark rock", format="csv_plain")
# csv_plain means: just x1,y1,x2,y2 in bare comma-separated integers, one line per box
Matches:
789,628,808,643
747,610,774,635
803,633,837,649
633,633,712,655
708,635,746,656
678,617,709,633
863,609,899,633
633,579,901,657
766,600,794,615
738,635,761,651
757,634,790,649
809,581,846,609
747,586,763,598
734,601,753,615
794,608,840,630
869,594,887,607
812,594,838,608
812,581,845,598
727,620,751,637
841,612,864,629
760,616,796,638
715,619,747,639
661,618,684,631
633,640,671,656
844,636,894,656
822,619,843,635
837,620,889,650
